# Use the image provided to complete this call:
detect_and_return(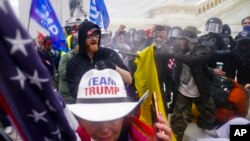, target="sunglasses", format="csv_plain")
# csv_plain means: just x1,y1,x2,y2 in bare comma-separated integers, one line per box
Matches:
86,34,100,40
